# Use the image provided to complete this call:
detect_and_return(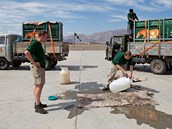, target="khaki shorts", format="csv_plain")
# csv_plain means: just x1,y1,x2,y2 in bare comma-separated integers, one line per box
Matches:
30,64,45,85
